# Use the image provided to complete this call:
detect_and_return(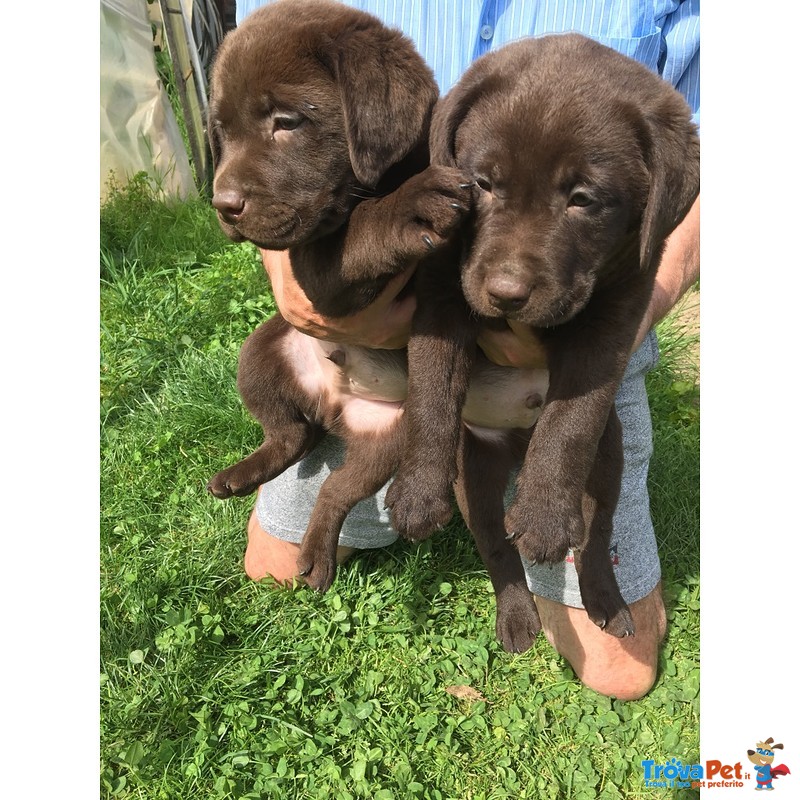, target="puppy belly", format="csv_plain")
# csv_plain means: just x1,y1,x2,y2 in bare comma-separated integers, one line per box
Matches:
281,330,340,398
282,328,549,433
463,360,549,429
340,397,403,434
318,341,408,402
281,330,403,433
